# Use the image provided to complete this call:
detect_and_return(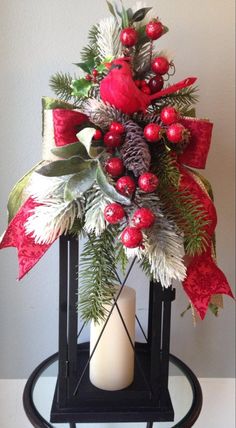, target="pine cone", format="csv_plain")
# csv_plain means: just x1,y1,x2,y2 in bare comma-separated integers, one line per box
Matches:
121,120,151,177
82,98,128,130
